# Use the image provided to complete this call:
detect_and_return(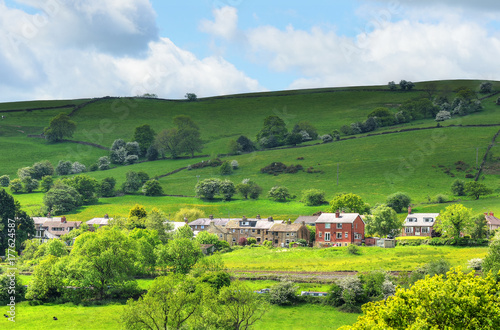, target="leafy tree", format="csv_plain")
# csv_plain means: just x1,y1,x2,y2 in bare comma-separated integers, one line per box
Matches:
195,178,221,199
44,238,68,257
470,214,488,239
292,121,318,140
328,193,370,214
236,179,262,199
0,190,35,254
0,175,10,187
0,189,16,253
122,274,204,329
70,161,86,174
177,127,203,157
482,231,500,279
142,179,163,196
173,208,206,223
61,174,99,205
340,268,500,330
220,161,233,175
110,147,127,165
154,128,181,158
331,129,341,140
145,208,173,244
388,81,397,90
301,189,326,206
321,134,333,143
43,112,76,142
43,183,83,214
365,205,400,237
0,273,26,305
231,160,239,169
22,177,39,193
125,141,141,156
247,237,257,245
133,124,156,155
99,177,116,197
9,179,23,193
129,204,147,219
111,138,126,151
97,156,110,170
219,179,236,201
185,92,197,101
228,139,241,155
124,154,138,165
156,238,203,274
367,107,395,127
146,144,159,161
268,186,292,202
269,281,298,306
128,228,161,276
435,110,451,121
25,255,62,302
17,166,34,180
195,231,219,246
31,160,54,179
236,135,255,152
479,82,493,94
285,132,303,146
174,224,195,240
69,228,137,300
451,179,465,196
257,115,288,146
122,171,143,193
464,181,492,200
40,175,54,192
435,204,473,238
55,160,72,176
386,192,412,213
